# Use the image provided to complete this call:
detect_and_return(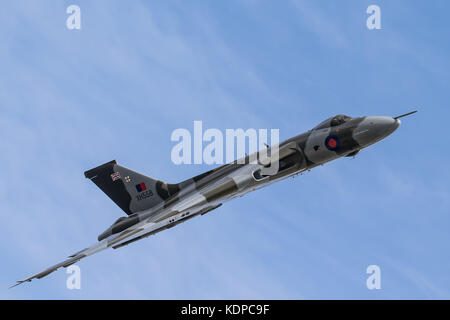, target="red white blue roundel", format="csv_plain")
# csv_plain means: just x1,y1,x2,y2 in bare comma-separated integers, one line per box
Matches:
325,135,340,151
